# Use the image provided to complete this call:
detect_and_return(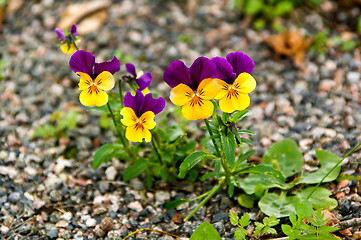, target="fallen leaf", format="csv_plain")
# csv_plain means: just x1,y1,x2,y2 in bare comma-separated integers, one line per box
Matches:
339,229,352,236
263,30,312,67
322,210,339,226
57,0,111,34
